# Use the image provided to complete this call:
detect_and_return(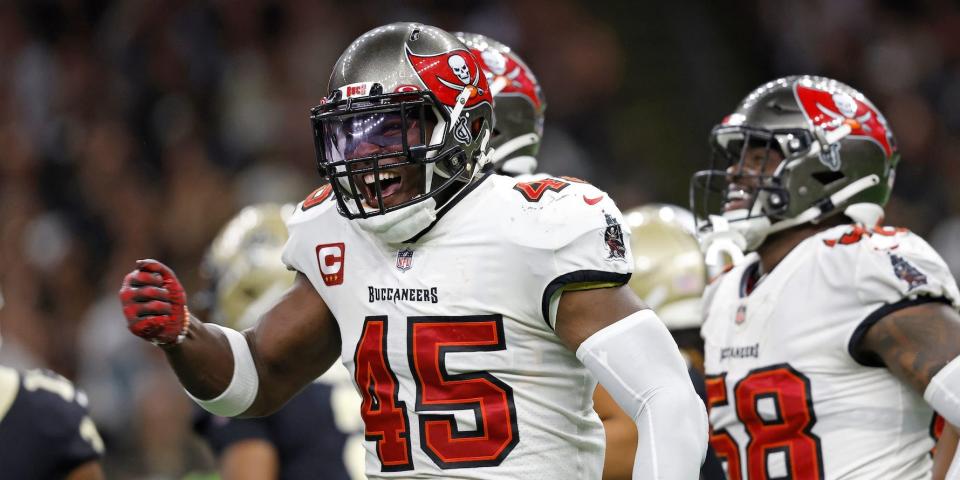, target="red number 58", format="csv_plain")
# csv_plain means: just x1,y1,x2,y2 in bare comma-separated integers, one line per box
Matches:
706,364,824,480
